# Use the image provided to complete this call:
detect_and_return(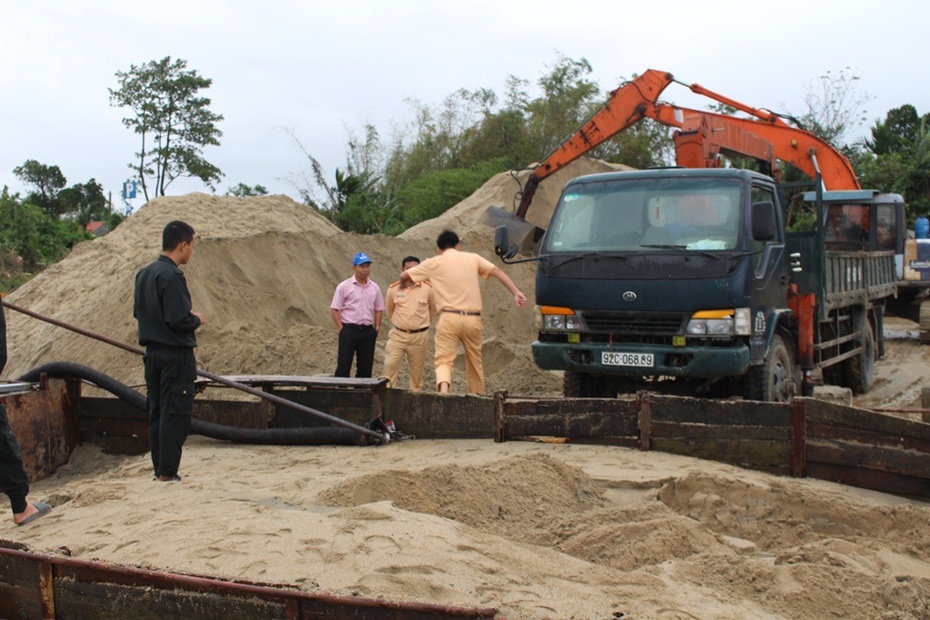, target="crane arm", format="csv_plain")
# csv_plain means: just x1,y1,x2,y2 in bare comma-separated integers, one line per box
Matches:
514,68,861,221
515,69,675,218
